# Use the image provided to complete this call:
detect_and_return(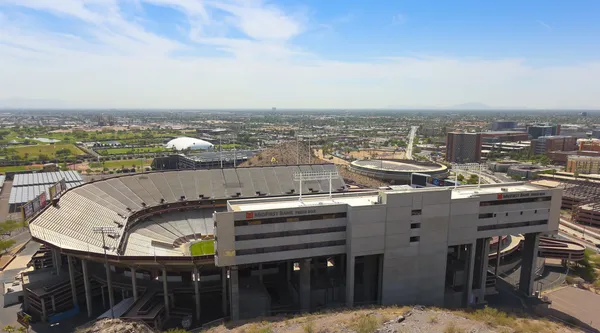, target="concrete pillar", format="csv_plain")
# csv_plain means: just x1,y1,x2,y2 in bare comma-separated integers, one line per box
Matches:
41,298,47,322
221,267,228,316
346,255,355,307
82,260,93,317
229,266,239,321
131,267,138,301
494,236,502,277
51,295,56,312
519,233,540,296
377,255,383,304
258,263,263,282
67,256,78,307
162,268,170,317
101,286,106,308
194,267,201,321
479,238,491,297
105,262,115,313
462,243,476,307
300,259,311,312
53,249,62,275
